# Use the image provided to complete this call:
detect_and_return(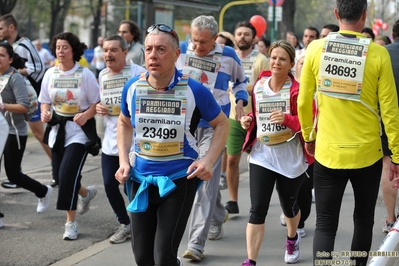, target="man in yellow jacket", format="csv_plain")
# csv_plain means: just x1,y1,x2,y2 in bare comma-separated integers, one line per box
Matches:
298,0,399,265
